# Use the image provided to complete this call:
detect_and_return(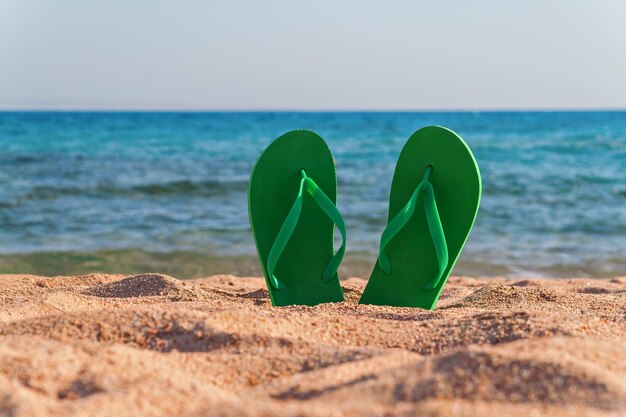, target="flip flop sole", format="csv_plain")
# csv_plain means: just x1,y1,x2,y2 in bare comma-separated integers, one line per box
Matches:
360,126,482,309
248,130,345,306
